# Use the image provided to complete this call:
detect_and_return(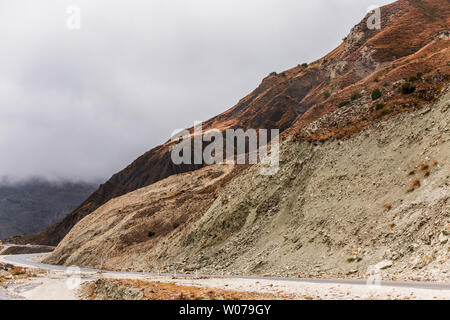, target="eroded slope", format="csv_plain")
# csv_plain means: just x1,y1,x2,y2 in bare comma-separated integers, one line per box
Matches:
46,87,450,281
